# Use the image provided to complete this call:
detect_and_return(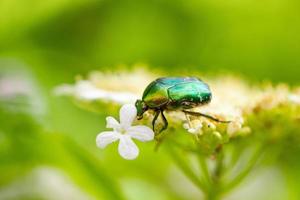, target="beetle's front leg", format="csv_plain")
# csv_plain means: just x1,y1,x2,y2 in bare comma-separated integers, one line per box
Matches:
154,110,169,151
